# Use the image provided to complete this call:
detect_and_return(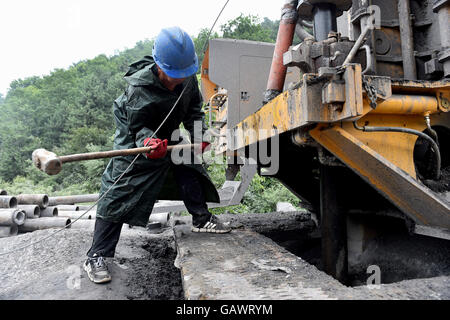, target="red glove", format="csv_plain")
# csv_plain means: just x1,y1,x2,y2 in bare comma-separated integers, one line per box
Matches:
143,138,168,159
201,142,211,153
194,142,210,155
